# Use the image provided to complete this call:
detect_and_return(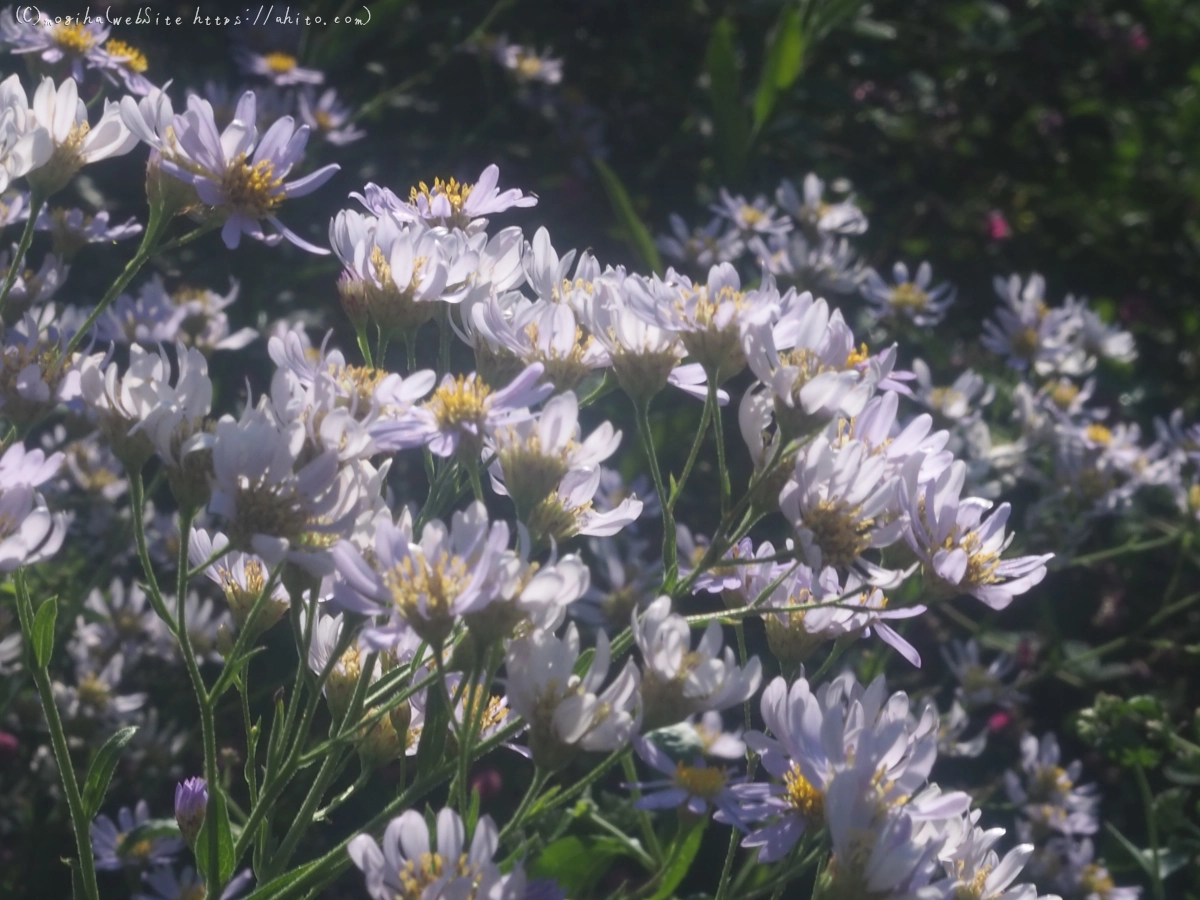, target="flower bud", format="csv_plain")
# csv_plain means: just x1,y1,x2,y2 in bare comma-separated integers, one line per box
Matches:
174,777,208,845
